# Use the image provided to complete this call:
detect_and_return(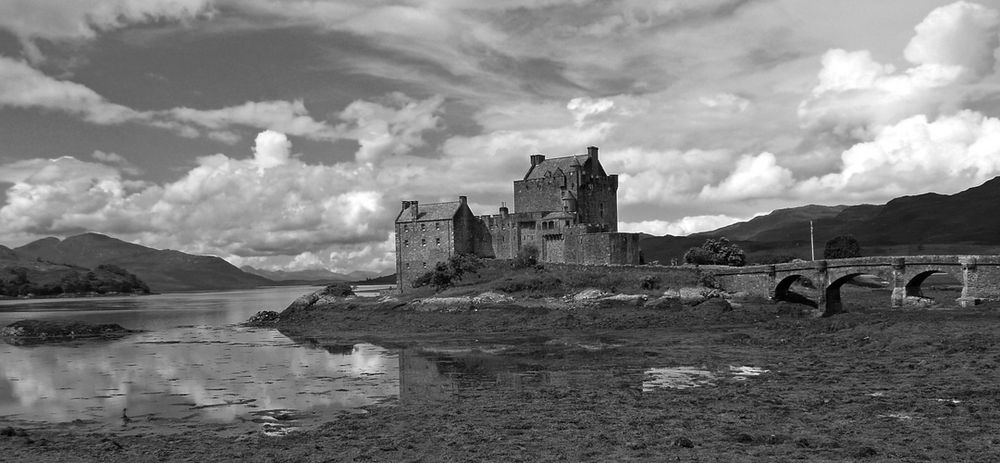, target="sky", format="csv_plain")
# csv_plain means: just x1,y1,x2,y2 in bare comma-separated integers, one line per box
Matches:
1,0,1000,274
